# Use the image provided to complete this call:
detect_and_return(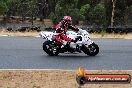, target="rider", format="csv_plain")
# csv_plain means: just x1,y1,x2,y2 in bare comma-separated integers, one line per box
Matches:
54,16,79,45
54,16,81,52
